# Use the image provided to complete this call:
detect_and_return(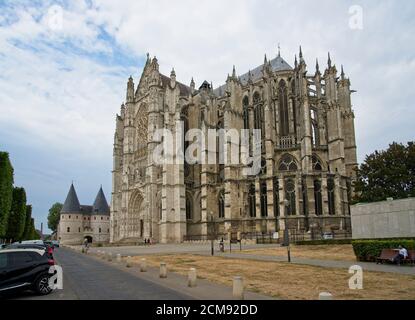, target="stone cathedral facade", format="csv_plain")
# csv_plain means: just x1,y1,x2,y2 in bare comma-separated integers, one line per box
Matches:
111,48,358,243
